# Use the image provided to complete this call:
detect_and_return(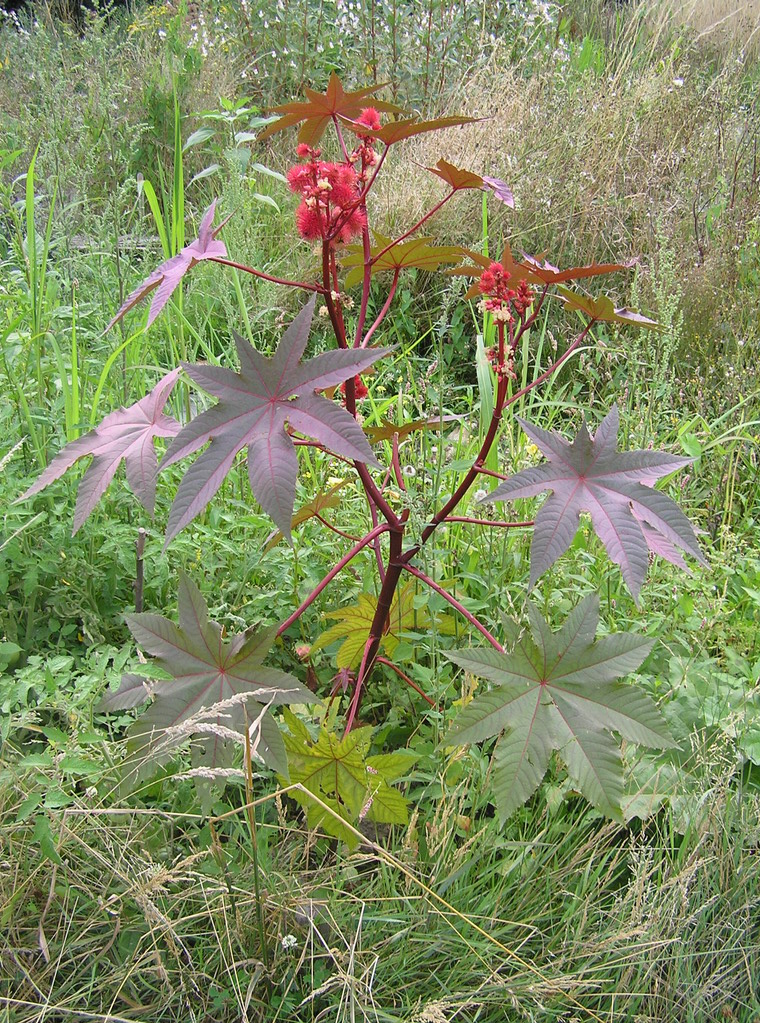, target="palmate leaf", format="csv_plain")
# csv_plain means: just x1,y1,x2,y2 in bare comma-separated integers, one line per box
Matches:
19,368,182,533
422,160,516,206
555,287,661,329
445,594,676,822
110,573,316,787
364,413,462,444
105,201,228,332
345,115,480,145
280,708,414,847
160,296,390,544
425,158,485,190
258,72,402,145
342,233,465,288
311,583,447,668
448,242,627,300
486,405,705,602
263,481,347,552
